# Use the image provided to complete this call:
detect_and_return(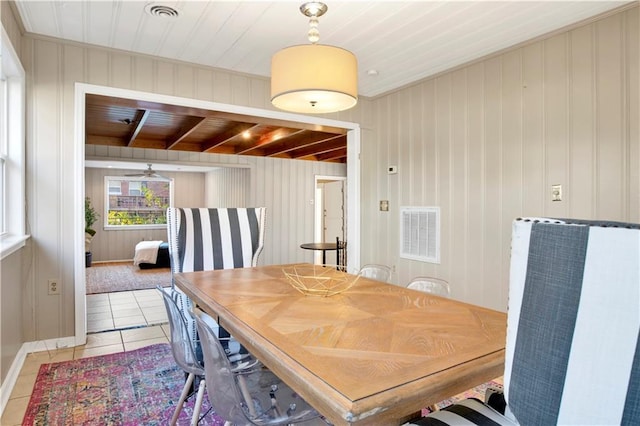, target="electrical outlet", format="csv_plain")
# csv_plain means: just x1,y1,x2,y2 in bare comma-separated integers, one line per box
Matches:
552,184,562,202
48,279,60,295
